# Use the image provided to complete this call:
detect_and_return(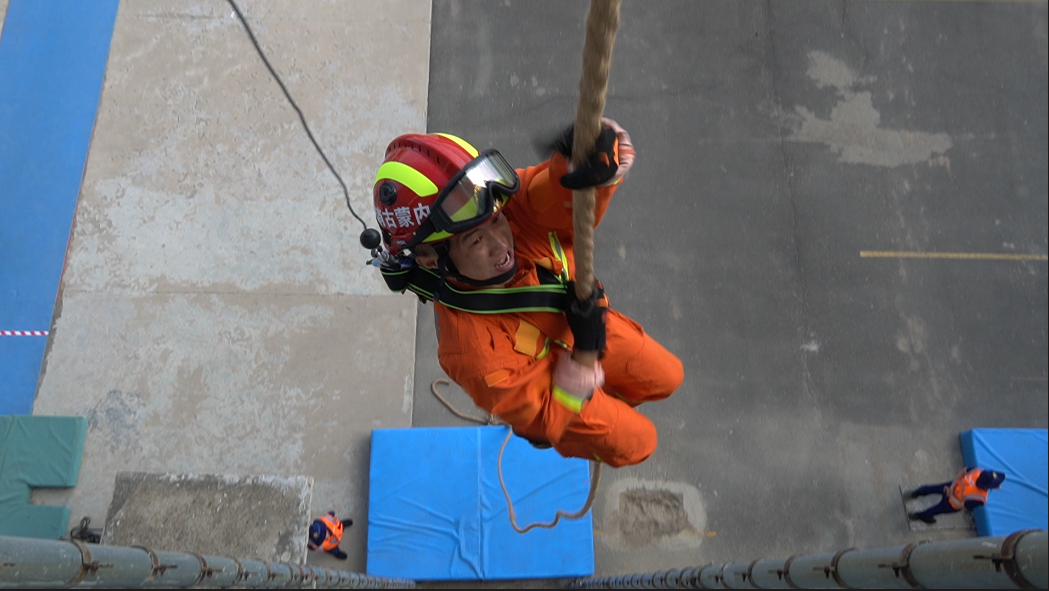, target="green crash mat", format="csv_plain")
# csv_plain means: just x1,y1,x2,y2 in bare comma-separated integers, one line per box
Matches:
0,415,88,538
